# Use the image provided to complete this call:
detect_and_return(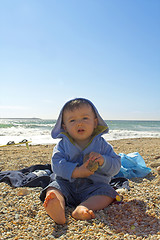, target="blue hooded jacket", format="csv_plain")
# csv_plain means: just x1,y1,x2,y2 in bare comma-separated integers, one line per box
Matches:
51,98,121,184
